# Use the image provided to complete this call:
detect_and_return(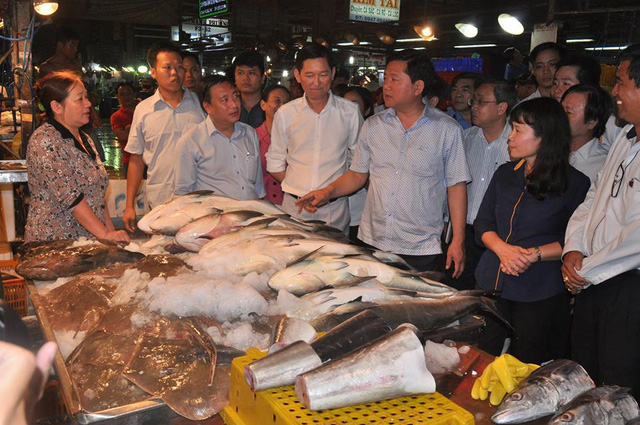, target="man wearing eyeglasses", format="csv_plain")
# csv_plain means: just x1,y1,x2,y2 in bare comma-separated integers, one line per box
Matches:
562,46,640,399
457,80,517,290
